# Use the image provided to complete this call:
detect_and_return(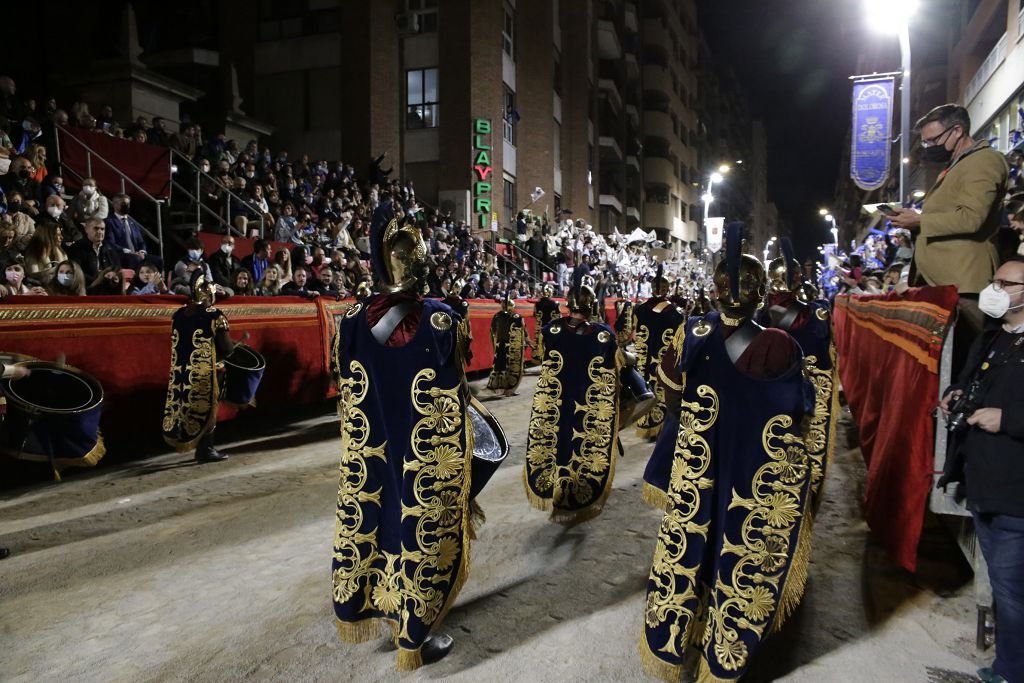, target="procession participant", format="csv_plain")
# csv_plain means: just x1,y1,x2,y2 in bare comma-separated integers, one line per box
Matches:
632,265,685,440
640,223,813,682
162,270,242,463
669,278,691,312
486,292,527,396
765,237,838,518
614,297,636,347
331,201,473,669
533,282,561,362
443,277,473,366
525,275,624,524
